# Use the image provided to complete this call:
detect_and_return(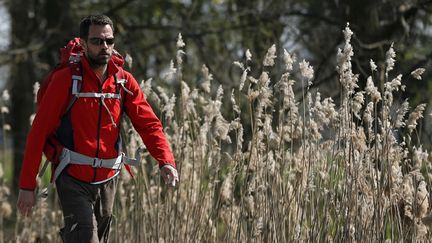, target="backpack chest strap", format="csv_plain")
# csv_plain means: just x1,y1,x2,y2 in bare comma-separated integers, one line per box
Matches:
71,78,121,99
69,64,132,128
74,92,121,99
71,77,122,127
